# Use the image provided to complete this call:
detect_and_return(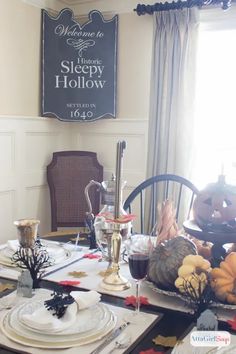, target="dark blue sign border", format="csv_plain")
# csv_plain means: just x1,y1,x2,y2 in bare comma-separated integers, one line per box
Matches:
41,9,118,122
